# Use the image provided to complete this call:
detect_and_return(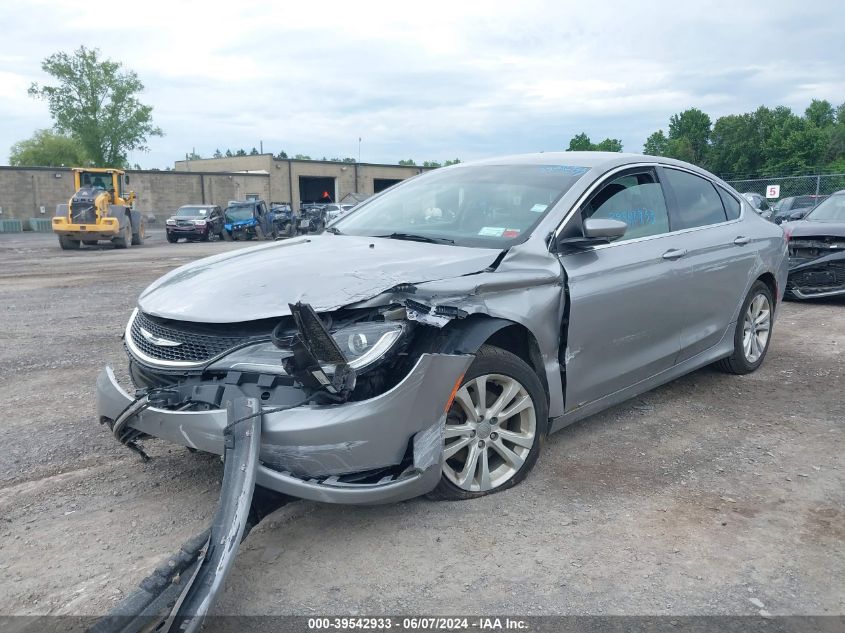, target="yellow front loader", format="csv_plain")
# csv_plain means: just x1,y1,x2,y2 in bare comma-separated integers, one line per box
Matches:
52,168,145,250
